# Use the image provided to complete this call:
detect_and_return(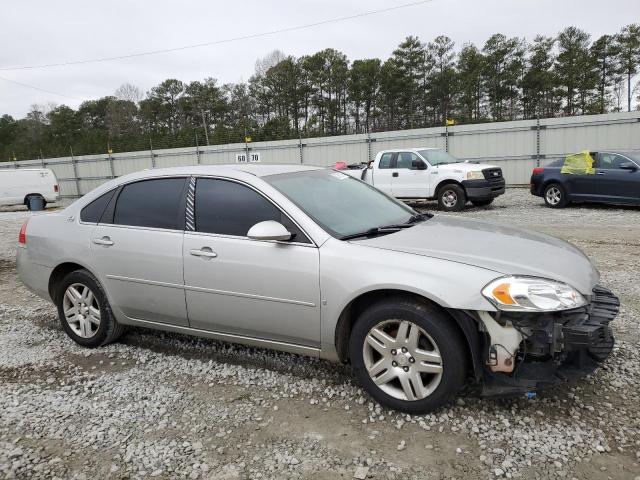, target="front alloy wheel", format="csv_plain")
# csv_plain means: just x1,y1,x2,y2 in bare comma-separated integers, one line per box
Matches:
363,320,443,401
350,297,466,413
